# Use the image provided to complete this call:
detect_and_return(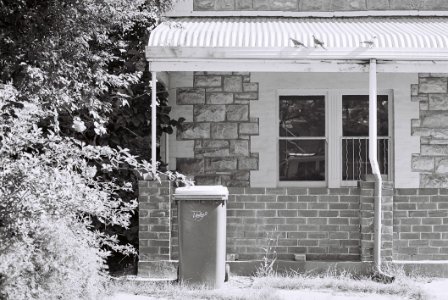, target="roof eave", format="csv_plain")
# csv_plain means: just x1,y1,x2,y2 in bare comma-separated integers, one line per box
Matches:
146,46,448,62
